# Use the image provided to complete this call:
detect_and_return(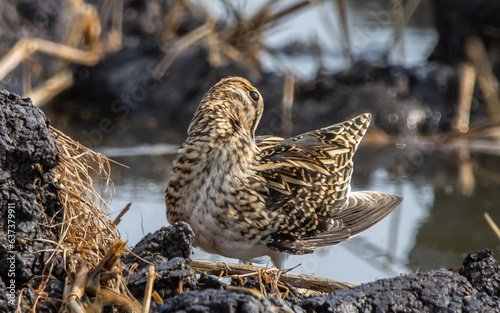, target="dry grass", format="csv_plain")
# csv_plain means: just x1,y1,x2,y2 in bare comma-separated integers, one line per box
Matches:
16,127,141,312
484,213,500,241
49,126,119,267
190,259,355,294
